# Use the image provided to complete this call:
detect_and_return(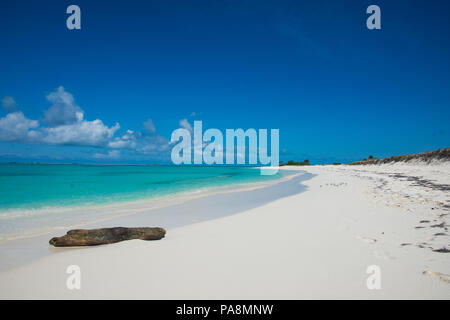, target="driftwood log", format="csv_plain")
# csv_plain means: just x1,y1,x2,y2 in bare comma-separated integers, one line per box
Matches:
49,227,166,247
